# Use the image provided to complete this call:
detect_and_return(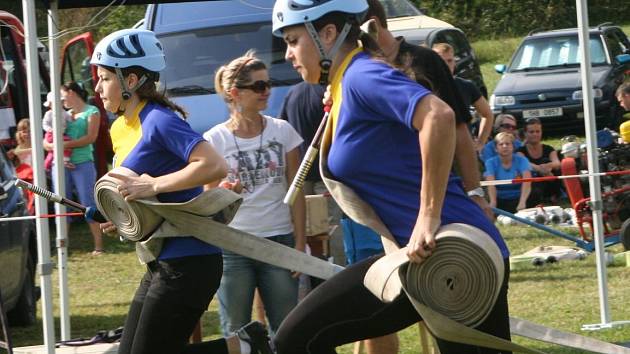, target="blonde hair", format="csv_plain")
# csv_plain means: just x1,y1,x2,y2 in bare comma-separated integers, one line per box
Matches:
214,50,267,105
432,42,454,55
494,131,515,144
16,118,30,147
